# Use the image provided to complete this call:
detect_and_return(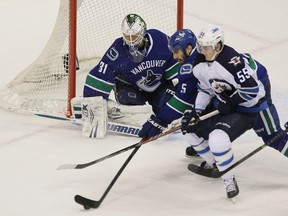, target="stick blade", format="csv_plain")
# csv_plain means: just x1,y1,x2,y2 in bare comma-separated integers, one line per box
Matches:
56,164,77,170
74,195,101,209
187,164,222,178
